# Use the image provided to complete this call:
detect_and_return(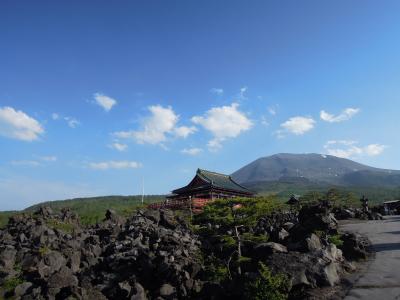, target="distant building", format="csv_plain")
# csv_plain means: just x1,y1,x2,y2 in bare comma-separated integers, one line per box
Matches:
383,200,400,211
168,168,255,201
286,194,300,206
